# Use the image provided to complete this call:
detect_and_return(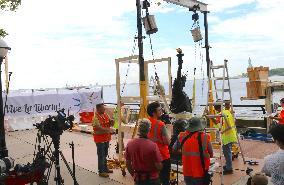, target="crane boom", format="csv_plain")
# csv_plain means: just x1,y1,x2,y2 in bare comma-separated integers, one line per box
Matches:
163,0,207,11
